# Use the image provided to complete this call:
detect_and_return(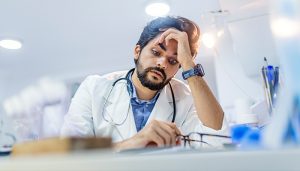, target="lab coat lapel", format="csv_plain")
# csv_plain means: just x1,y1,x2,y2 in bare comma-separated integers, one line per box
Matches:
147,85,175,124
104,78,137,140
